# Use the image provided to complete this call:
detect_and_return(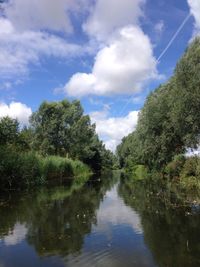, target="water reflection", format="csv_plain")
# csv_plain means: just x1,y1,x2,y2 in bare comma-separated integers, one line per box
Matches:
119,178,200,267
0,172,158,267
95,184,143,234
0,185,103,256
2,172,199,267
3,224,27,246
